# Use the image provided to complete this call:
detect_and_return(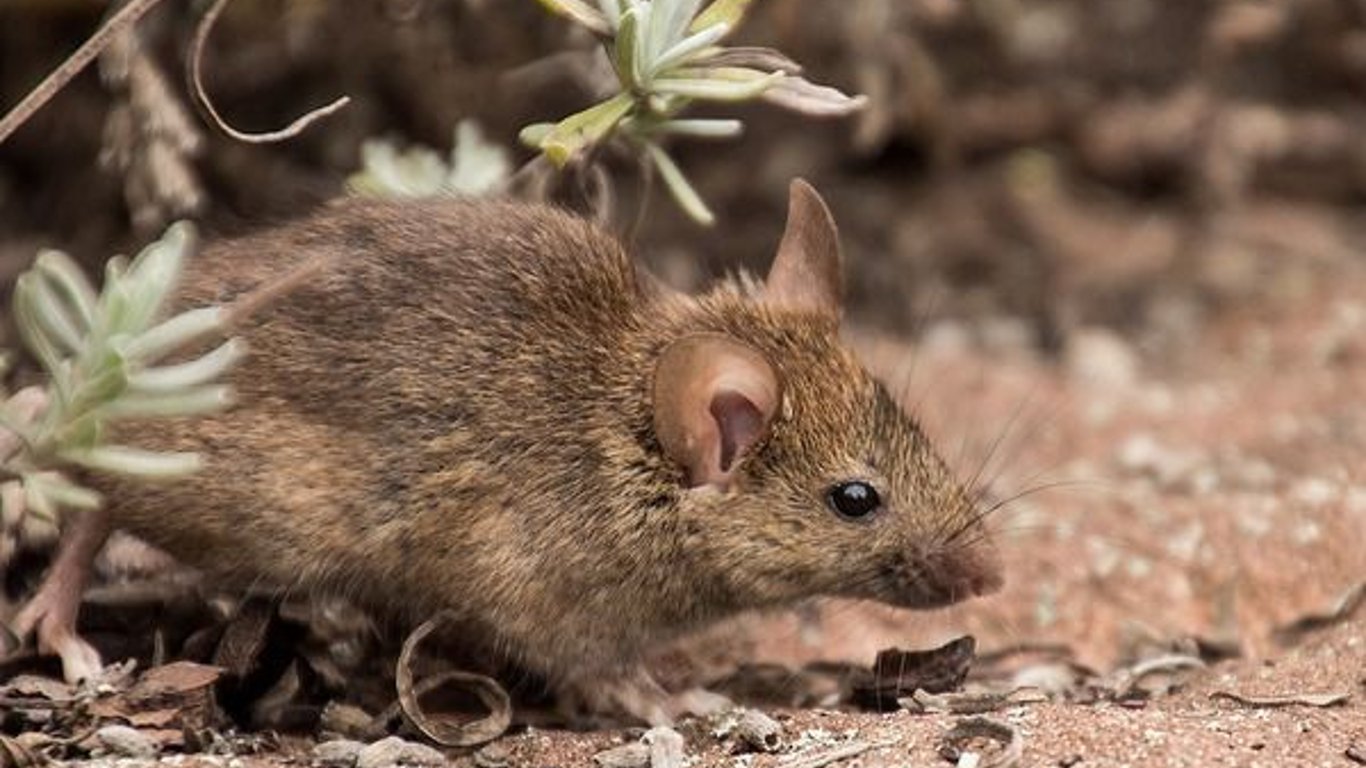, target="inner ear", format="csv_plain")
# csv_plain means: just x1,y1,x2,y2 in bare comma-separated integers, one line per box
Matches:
654,334,781,489
712,391,765,472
